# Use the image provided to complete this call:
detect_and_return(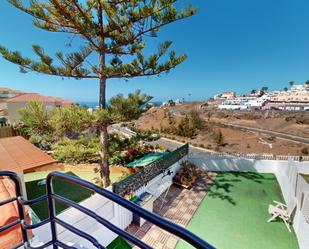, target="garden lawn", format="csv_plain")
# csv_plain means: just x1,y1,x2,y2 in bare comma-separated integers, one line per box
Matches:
107,237,131,249
176,172,299,249
301,174,309,183
24,169,126,220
